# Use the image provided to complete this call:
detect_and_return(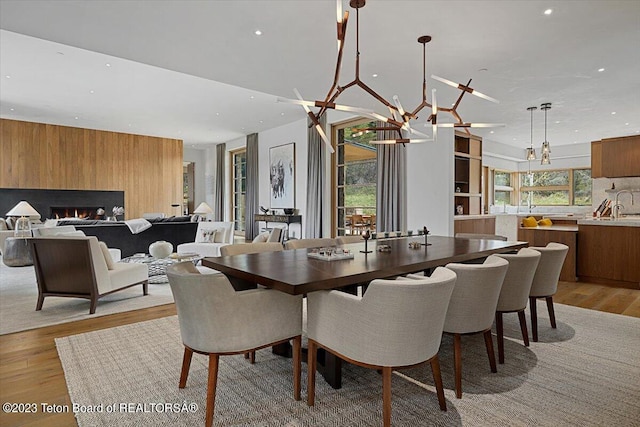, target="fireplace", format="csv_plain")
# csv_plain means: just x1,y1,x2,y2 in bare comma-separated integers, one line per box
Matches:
50,206,105,220
0,188,124,221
